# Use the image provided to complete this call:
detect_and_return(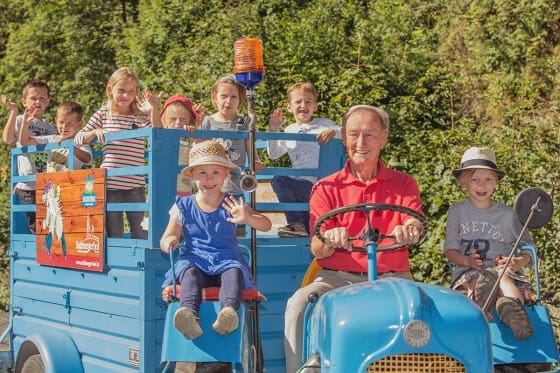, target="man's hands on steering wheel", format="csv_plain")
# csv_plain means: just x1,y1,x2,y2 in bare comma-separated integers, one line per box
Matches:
312,203,427,258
